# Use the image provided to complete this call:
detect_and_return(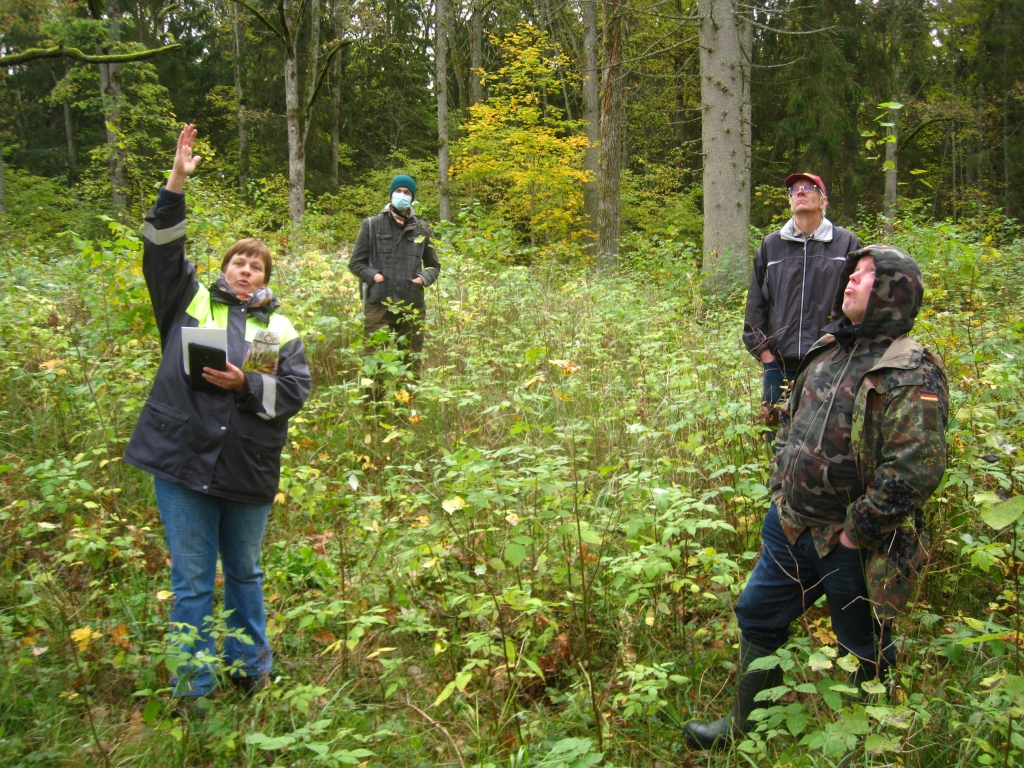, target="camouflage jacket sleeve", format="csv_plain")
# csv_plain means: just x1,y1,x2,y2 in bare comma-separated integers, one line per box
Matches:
844,358,949,550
